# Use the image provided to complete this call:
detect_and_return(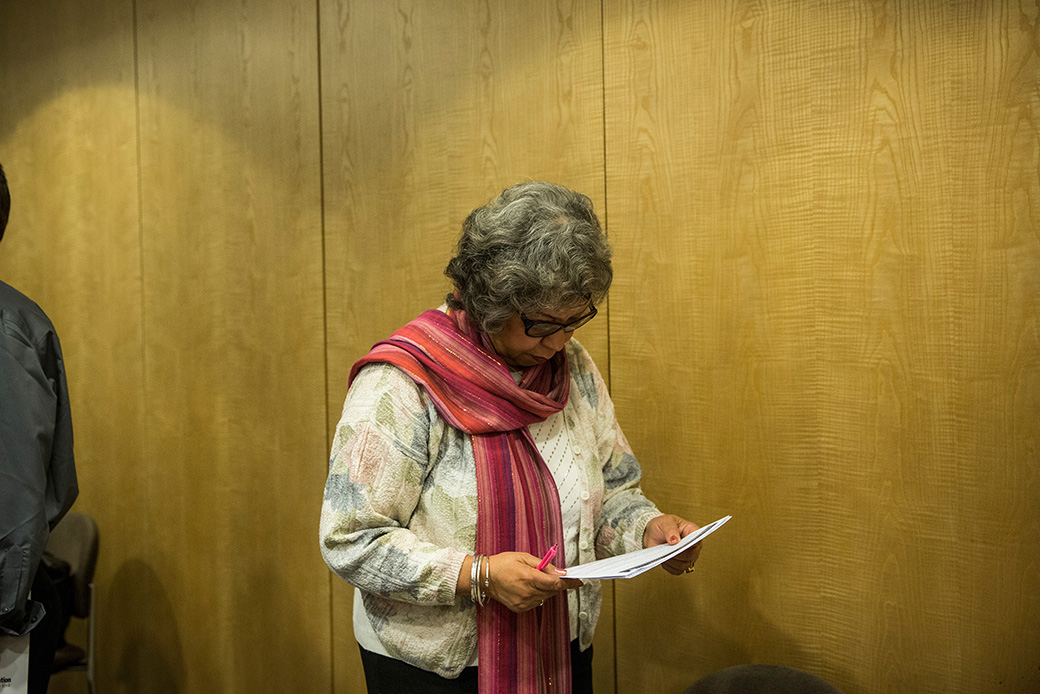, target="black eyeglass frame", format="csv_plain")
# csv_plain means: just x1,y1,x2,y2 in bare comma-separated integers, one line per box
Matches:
519,304,598,338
